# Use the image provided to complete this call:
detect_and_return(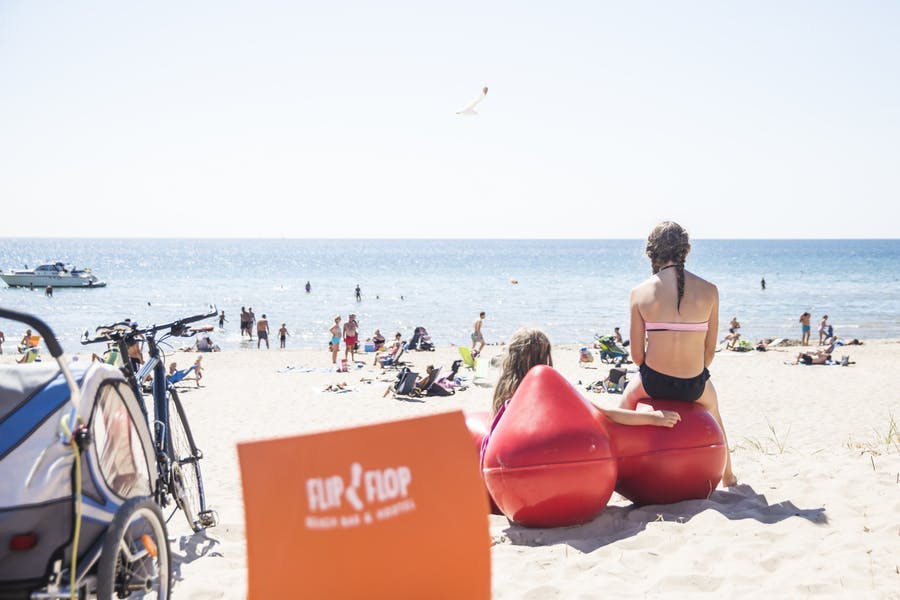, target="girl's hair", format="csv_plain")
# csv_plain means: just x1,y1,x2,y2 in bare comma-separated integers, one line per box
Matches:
491,327,552,415
646,221,691,312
